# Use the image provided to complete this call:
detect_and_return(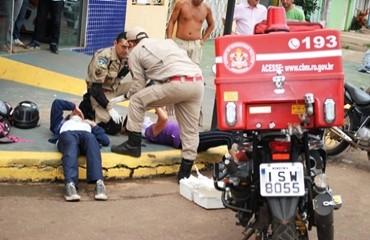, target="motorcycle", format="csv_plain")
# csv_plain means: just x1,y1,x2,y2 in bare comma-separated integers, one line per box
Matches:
213,128,342,239
212,7,343,240
323,82,370,159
